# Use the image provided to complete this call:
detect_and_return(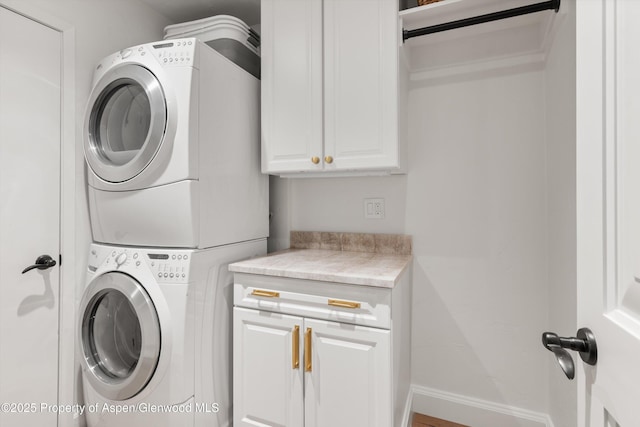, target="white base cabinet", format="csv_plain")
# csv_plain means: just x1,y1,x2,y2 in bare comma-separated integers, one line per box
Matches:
232,272,411,427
